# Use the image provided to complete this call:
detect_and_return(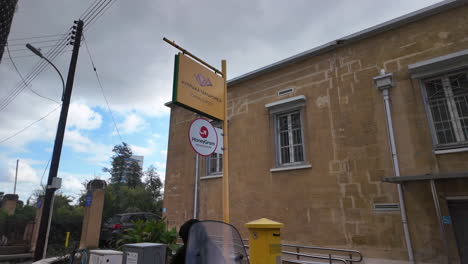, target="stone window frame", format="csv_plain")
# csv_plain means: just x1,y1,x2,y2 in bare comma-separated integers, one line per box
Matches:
409,49,468,154
265,95,312,171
